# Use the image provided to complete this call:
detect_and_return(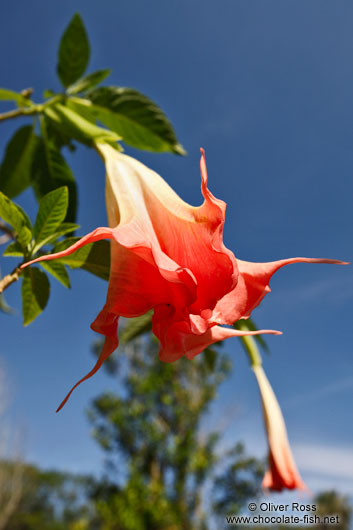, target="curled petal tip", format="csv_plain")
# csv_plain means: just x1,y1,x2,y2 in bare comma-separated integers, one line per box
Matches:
320,259,350,265
256,329,282,336
200,147,205,156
